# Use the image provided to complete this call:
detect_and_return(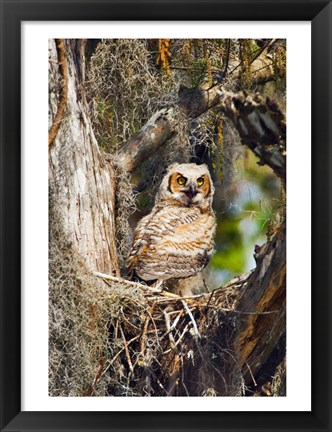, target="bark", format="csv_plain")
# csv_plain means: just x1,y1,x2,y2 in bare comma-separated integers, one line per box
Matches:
179,85,286,180
217,89,286,181
235,222,286,383
118,108,177,173
49,39,119,275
